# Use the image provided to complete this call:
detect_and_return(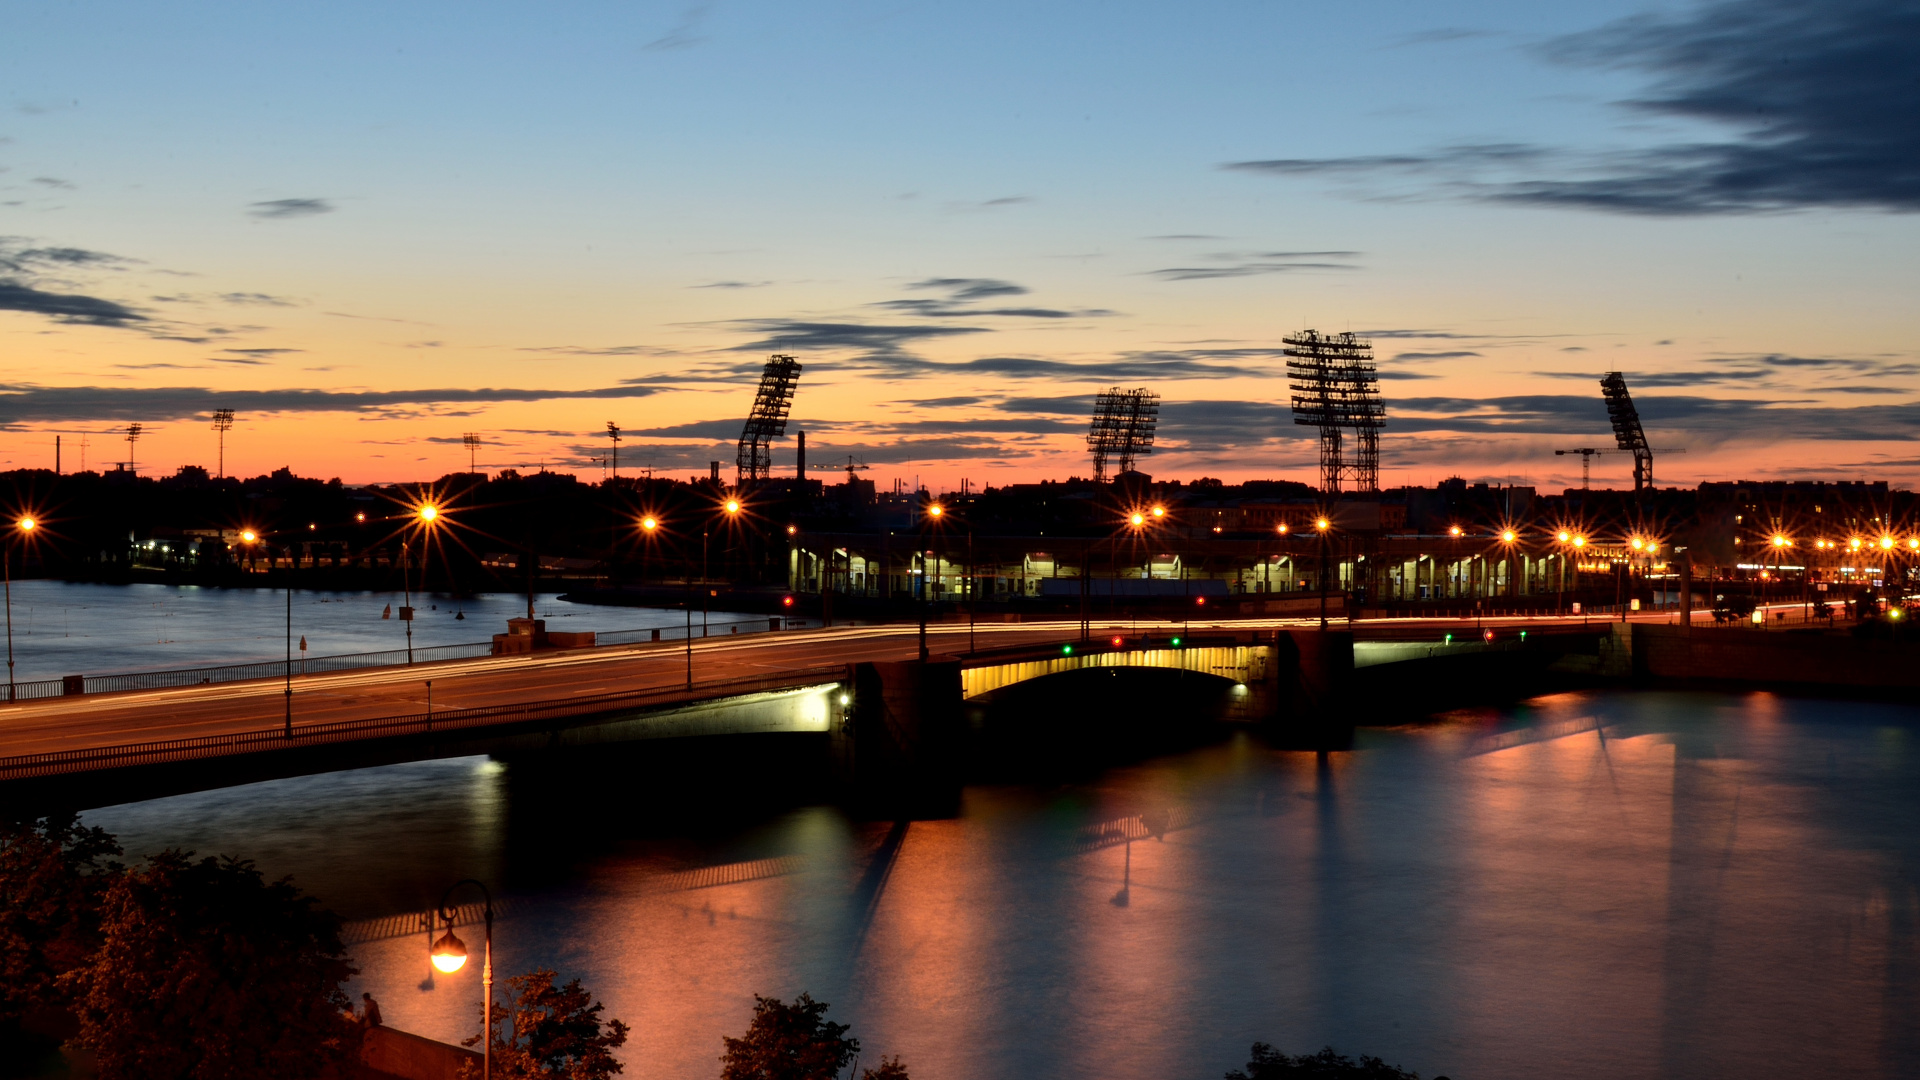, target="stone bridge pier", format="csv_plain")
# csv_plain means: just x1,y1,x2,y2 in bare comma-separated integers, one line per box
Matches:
835,630,1360,816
